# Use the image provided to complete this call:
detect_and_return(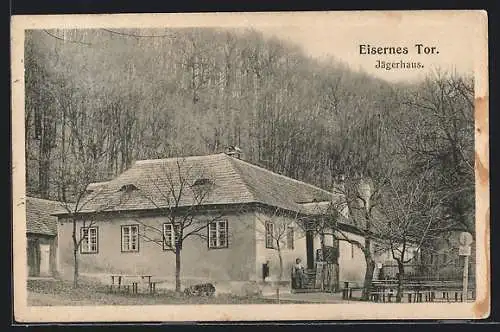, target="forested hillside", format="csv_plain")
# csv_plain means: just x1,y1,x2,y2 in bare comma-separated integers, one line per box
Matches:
24,28,474,233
